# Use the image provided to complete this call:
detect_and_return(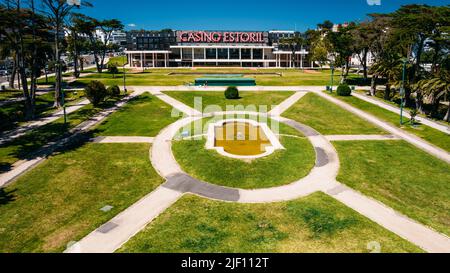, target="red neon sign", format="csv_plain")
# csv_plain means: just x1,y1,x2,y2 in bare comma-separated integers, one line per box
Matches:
177,31,265,43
